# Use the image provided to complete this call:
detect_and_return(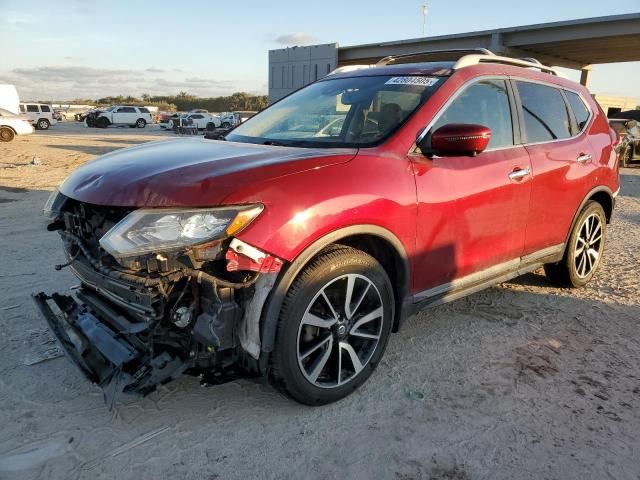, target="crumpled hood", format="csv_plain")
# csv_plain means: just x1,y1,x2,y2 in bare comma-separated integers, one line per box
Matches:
59,138,357,207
